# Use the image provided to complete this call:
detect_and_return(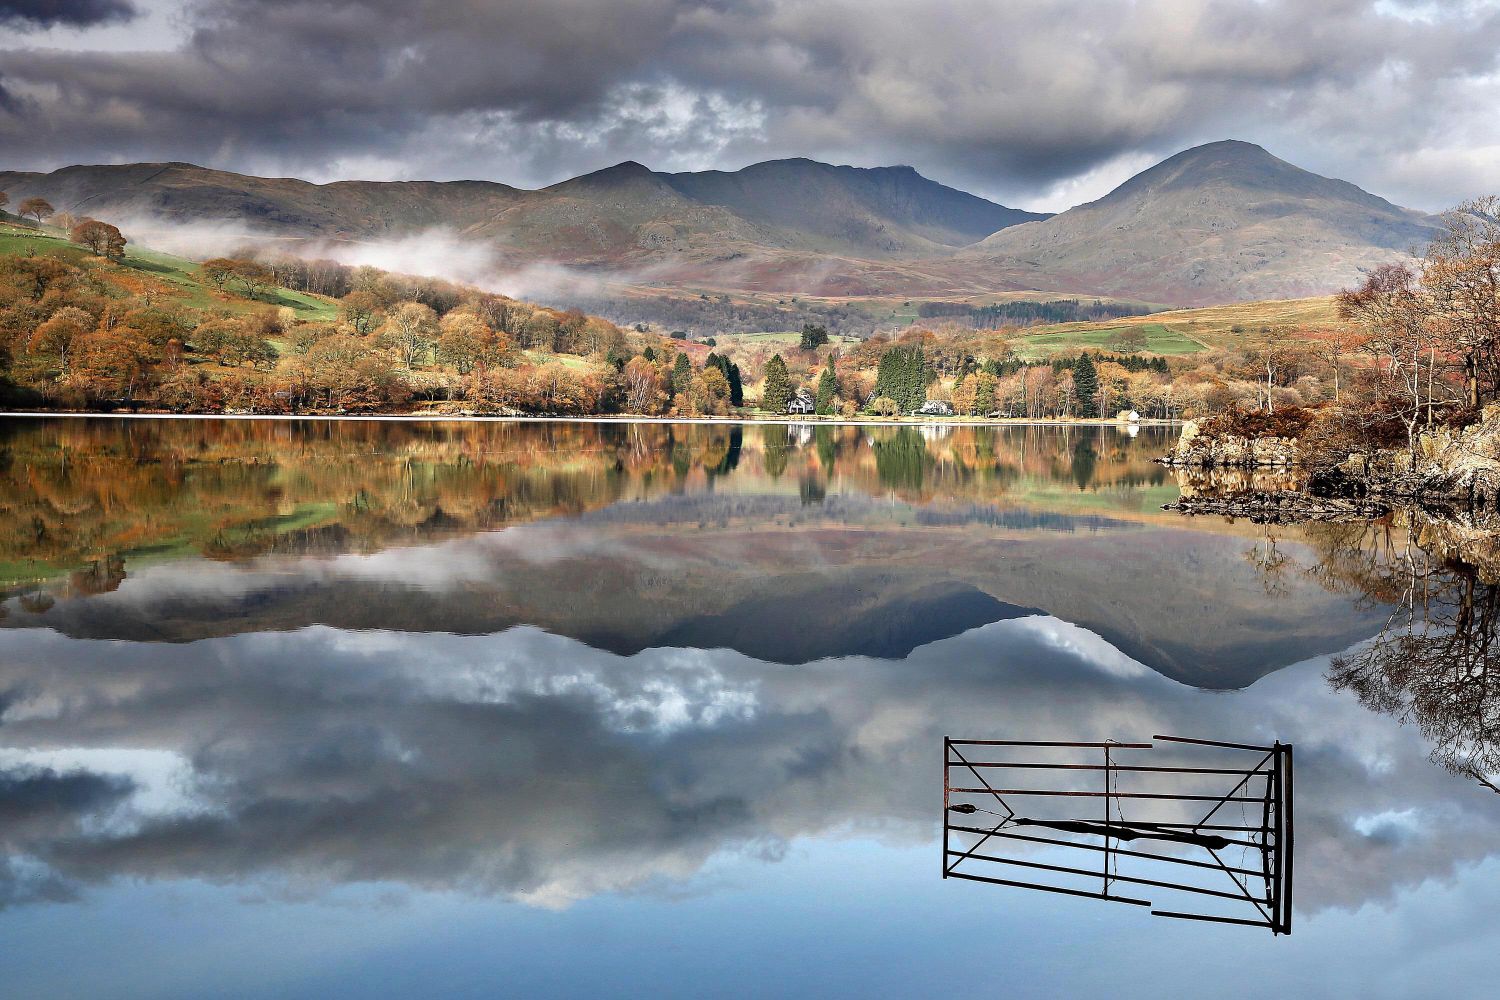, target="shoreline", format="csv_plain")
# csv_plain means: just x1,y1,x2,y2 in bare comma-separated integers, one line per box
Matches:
0,410,1181,429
